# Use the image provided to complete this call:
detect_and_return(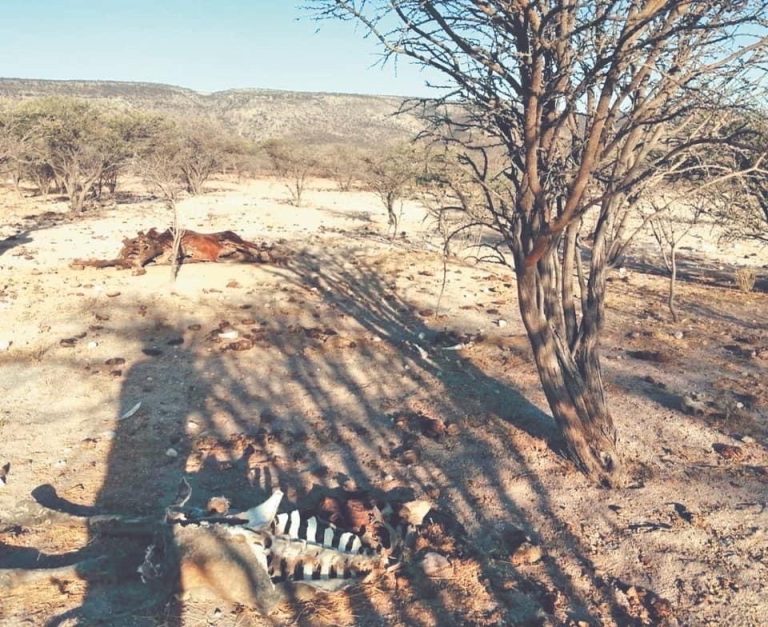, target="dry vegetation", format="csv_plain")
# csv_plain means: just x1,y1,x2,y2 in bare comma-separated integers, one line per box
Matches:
0,171,766,626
